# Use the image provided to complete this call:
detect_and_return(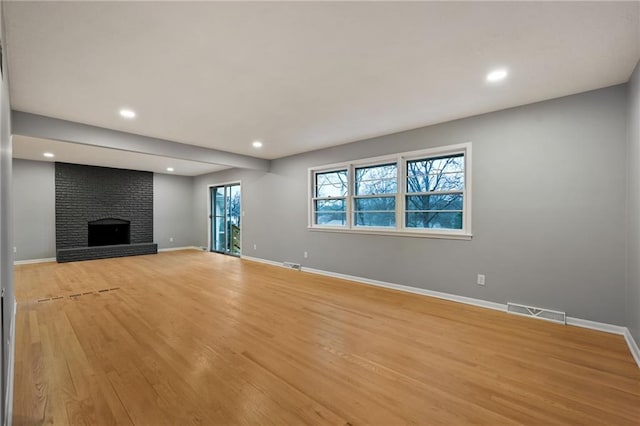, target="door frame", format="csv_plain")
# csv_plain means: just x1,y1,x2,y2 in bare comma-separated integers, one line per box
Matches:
207,180,242,256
